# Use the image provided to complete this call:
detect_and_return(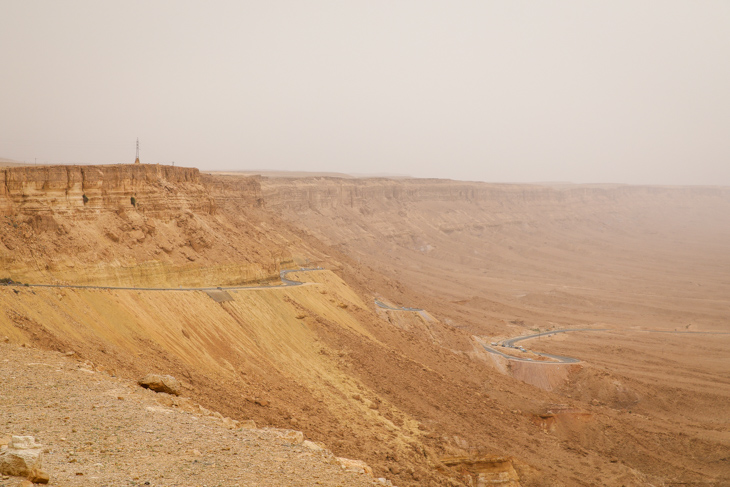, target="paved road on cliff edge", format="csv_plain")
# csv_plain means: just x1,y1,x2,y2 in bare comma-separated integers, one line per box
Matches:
1,268,324,292
8,271,723,362
374,300,424,312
